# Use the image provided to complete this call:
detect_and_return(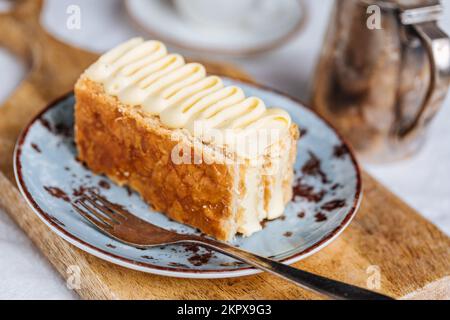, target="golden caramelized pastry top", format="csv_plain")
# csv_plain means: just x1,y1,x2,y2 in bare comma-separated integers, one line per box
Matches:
84,38,292,156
